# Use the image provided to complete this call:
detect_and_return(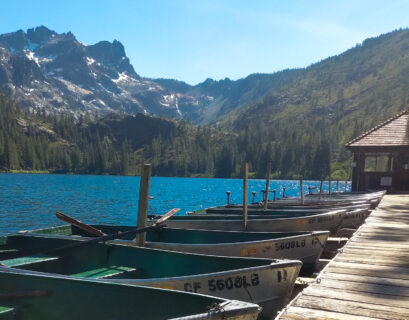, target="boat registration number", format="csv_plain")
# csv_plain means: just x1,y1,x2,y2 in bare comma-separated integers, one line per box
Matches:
183,274,260,293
